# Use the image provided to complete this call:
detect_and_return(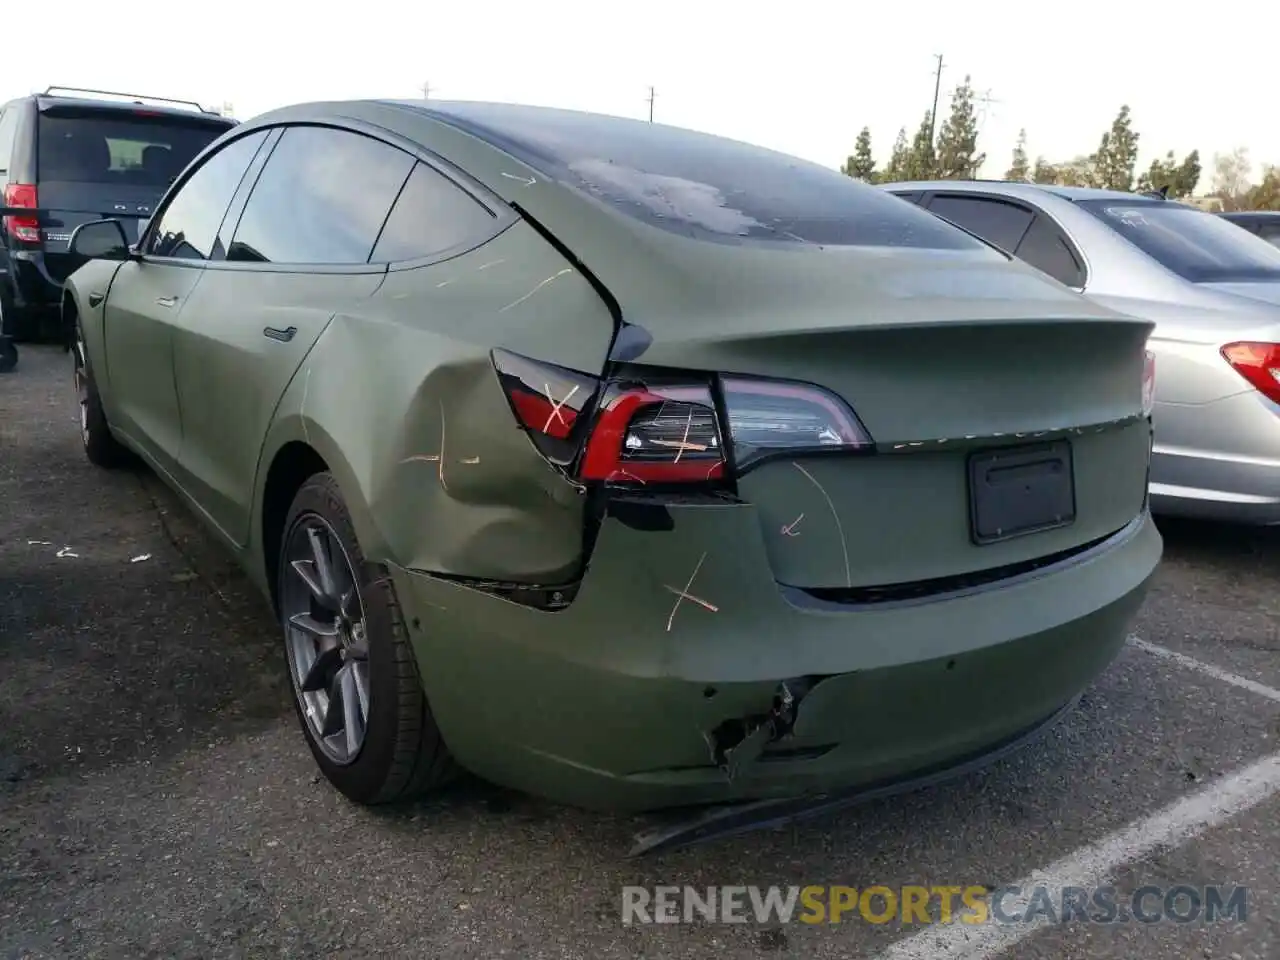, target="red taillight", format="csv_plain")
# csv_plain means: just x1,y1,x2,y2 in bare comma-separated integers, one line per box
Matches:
1221,341,1280,405
579,382,726,483
493,349,874,487
2,184,40,242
